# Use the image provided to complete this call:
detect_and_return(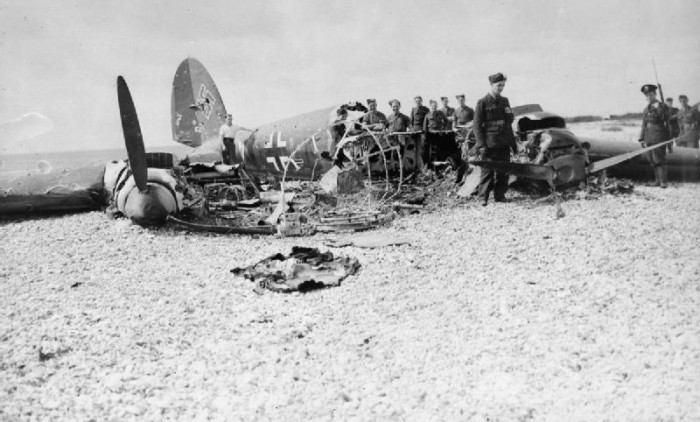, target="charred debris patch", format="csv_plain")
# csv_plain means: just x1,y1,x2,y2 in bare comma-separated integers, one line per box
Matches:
165,164,637,238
